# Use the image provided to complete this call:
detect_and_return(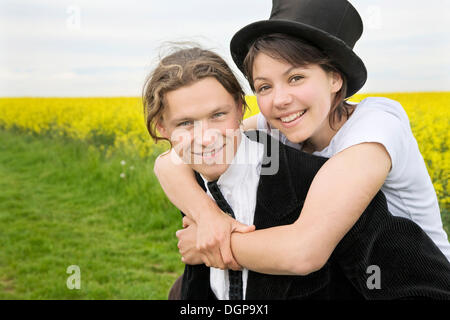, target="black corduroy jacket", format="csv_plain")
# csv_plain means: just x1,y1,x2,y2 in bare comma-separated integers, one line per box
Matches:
180,130,450,300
